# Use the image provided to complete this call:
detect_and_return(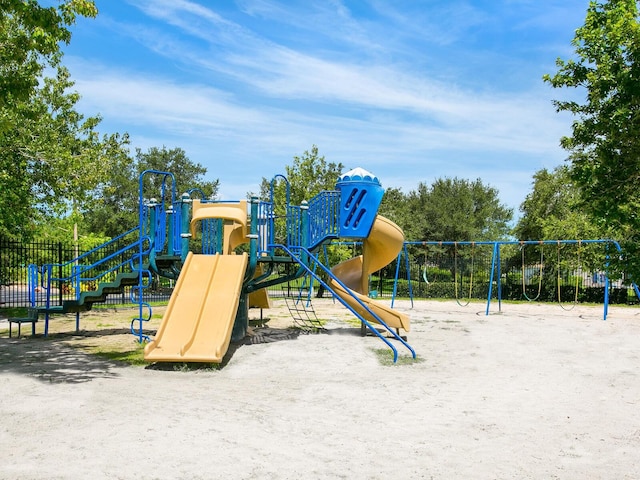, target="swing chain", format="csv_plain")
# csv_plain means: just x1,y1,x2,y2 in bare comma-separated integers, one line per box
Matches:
521,242,544,302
